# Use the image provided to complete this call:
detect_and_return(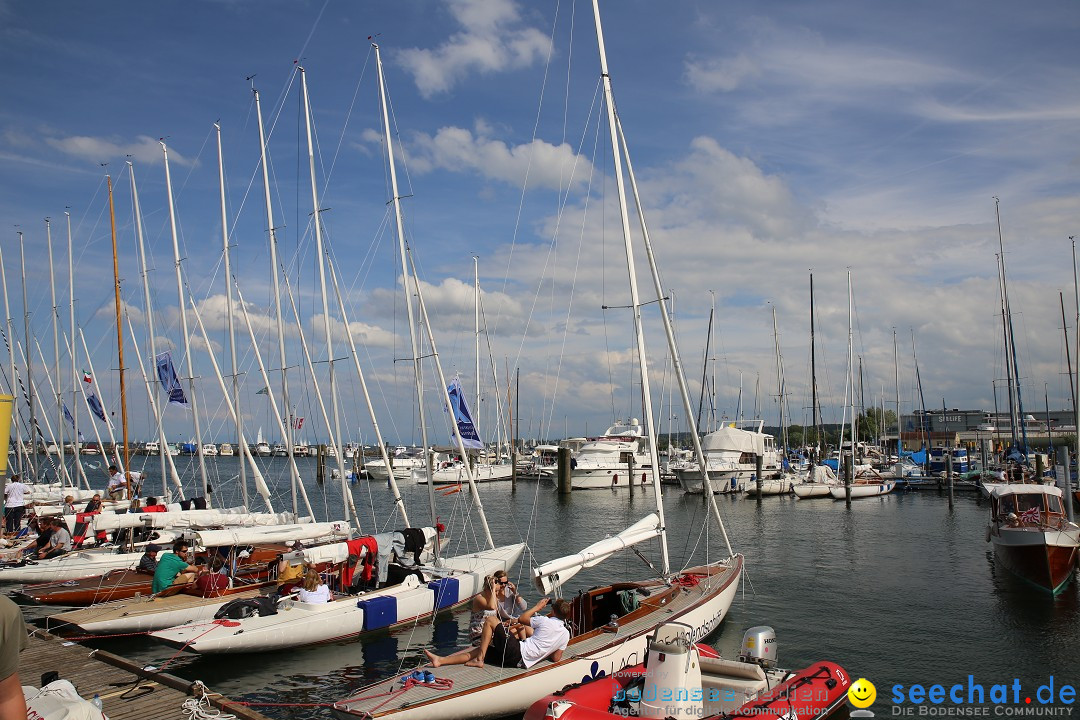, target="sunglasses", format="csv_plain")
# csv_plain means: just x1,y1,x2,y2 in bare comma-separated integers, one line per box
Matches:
497,579,509,585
